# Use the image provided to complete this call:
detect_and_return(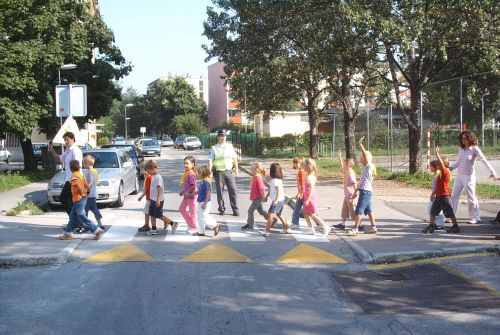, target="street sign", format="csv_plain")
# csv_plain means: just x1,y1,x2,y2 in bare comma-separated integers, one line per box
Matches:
55,84,87,117
140,127,146,133
52,116,85,145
